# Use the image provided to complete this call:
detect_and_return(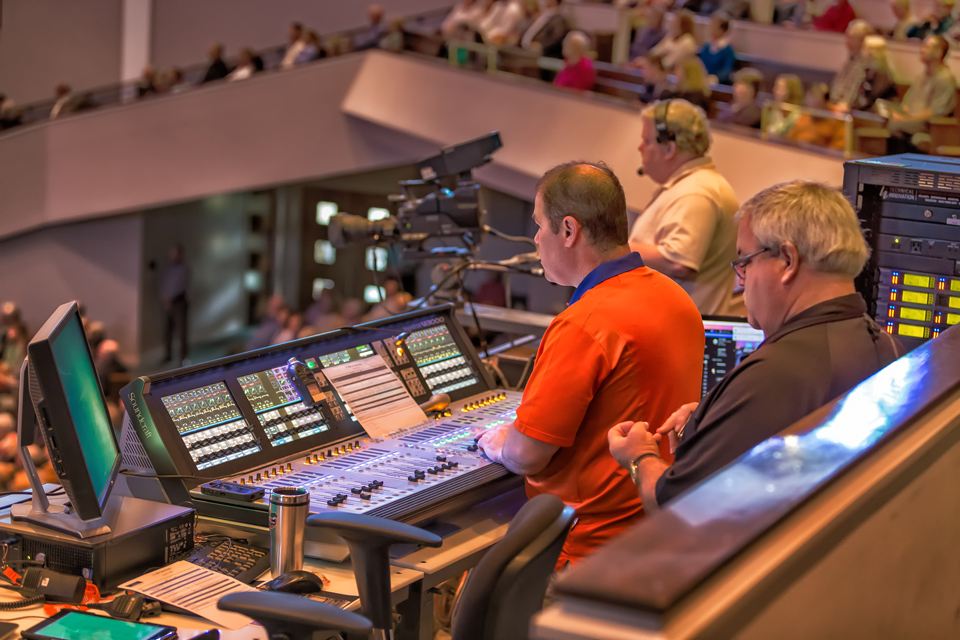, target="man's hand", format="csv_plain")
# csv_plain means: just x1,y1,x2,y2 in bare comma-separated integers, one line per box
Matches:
477,424,510,464
656,402,699,454
607,421,661,469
